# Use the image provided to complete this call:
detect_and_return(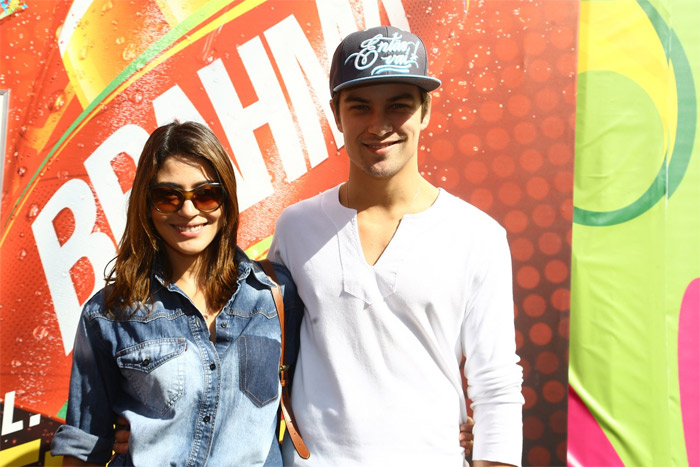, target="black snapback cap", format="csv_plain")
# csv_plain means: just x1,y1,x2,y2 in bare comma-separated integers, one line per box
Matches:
329,25,442,94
